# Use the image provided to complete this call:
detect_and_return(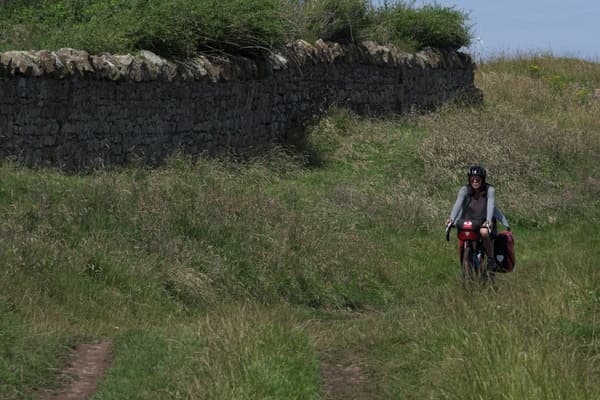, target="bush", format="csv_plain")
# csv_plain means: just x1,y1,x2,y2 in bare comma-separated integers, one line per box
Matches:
0,0,472,56
0,0,295,57
302,0,371,43
372,2,472,50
